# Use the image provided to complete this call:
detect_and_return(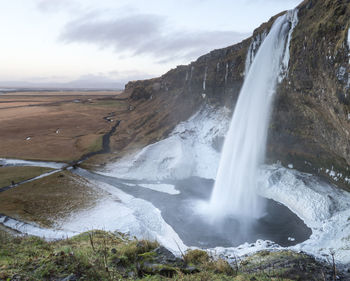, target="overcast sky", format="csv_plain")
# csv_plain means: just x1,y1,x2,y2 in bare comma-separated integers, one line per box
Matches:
0,0,301,87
